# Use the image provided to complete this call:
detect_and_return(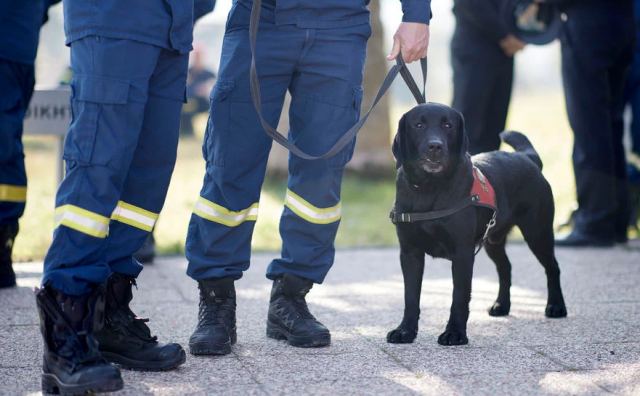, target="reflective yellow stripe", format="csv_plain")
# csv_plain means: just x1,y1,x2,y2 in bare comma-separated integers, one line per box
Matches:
54,205,110,238
111,201,158,232
0,184,27,203
284,189,341,225
193,197,258,227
